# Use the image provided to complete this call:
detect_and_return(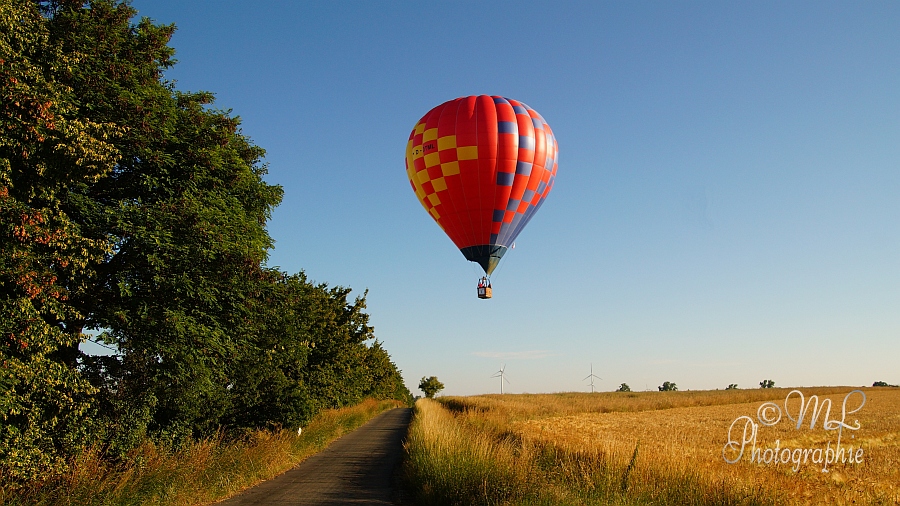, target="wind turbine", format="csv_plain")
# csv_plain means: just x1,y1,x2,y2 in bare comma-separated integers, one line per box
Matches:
584,363,602,393
491,364,509,394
